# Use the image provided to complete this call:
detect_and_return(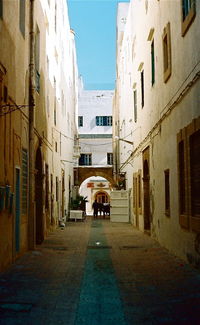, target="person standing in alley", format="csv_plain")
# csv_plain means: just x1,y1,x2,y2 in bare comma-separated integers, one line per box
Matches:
92,199,99,219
